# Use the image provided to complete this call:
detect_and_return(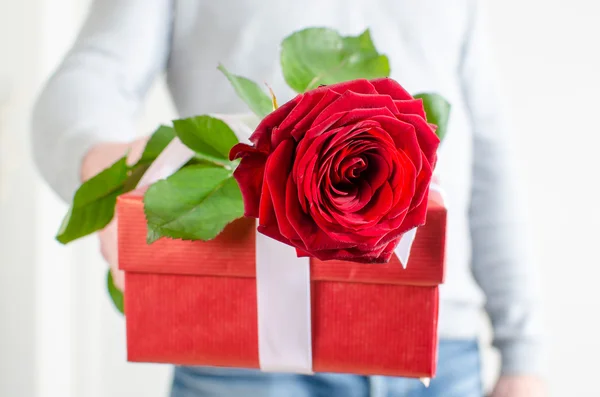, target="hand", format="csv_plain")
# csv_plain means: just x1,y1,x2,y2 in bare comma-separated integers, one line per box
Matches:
99,217,122,290
490,375,546,397
81,137,148,291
